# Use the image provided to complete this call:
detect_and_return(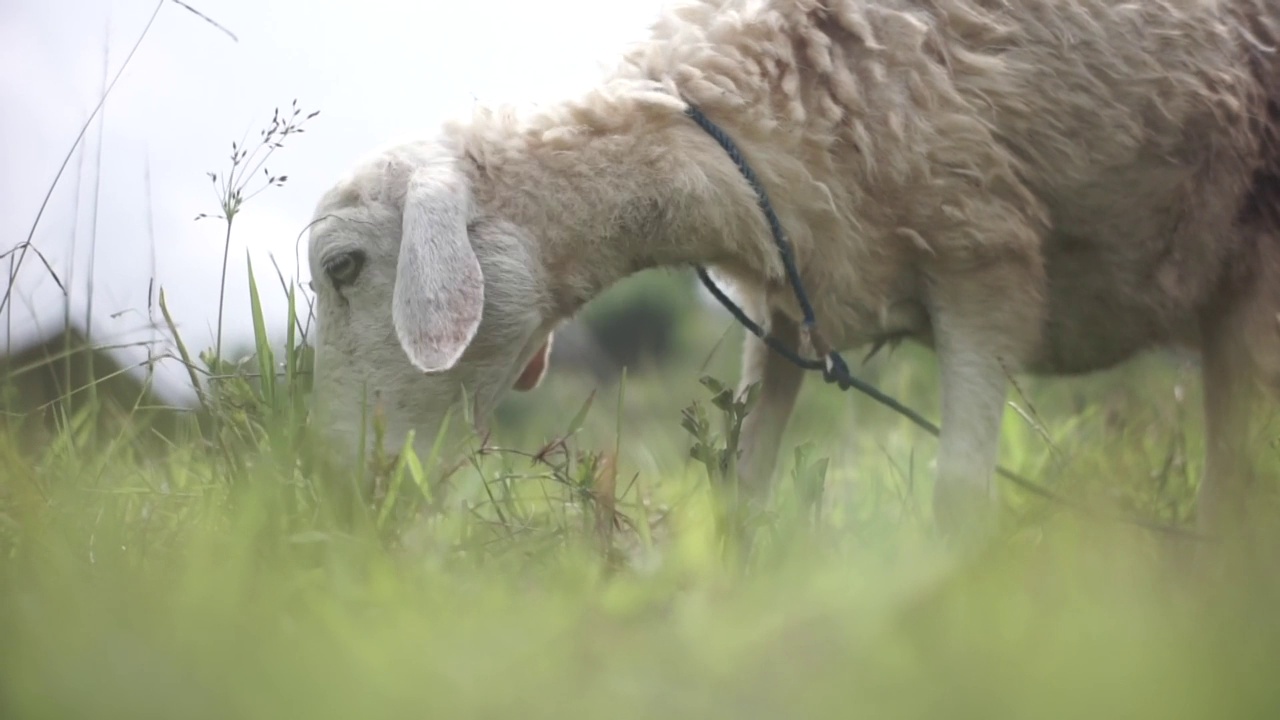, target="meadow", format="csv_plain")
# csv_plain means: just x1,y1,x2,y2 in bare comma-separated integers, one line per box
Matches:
4,96,1280,719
